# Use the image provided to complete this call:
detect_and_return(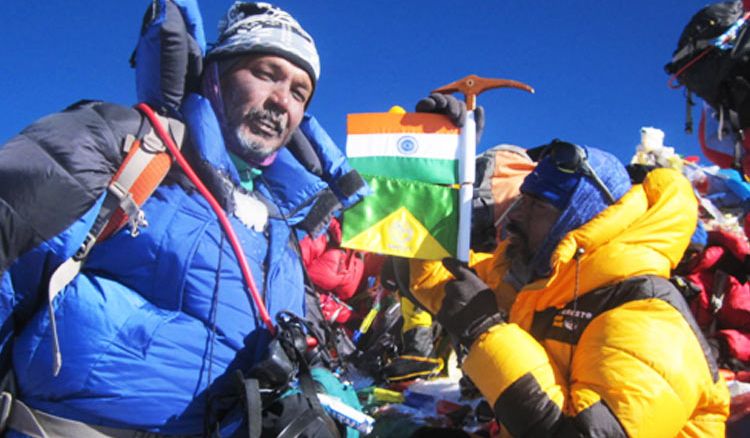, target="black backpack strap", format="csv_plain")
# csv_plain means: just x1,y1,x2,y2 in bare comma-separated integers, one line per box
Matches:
235,371,263,438
294,362,340,438
277,409,328,438
276,313,340,438
296,189,341,237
